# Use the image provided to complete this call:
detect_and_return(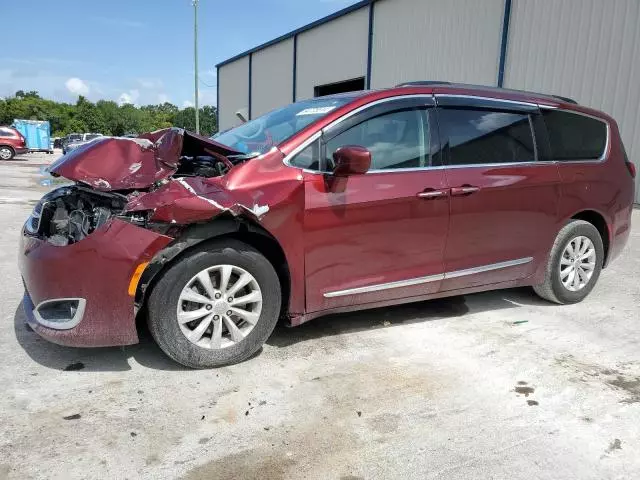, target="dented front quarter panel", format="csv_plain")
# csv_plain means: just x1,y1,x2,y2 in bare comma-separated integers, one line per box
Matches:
19,219,173,347
126,147,308,314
